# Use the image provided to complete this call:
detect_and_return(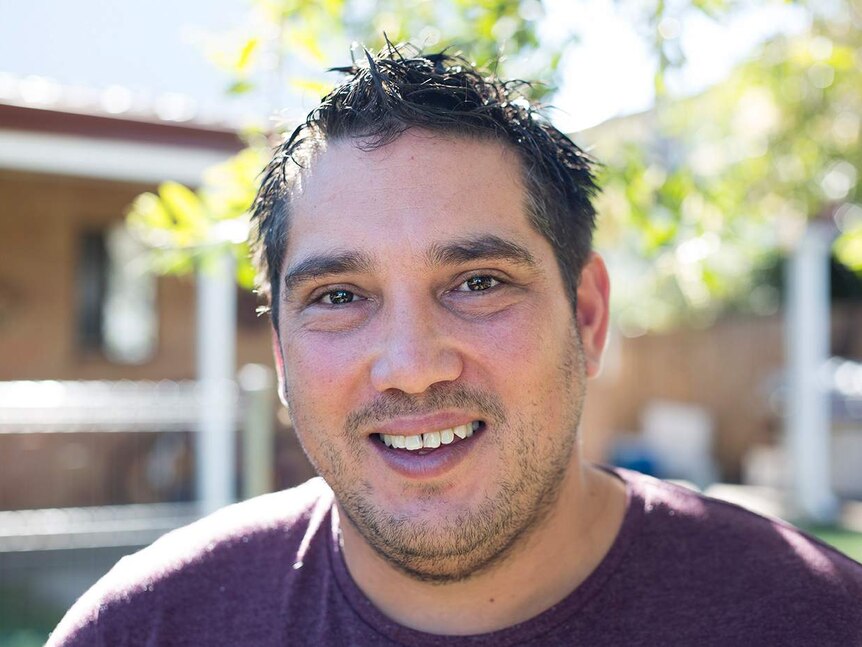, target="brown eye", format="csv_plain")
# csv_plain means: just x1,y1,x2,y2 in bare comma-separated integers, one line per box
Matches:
322,289,355,305
461,275,499,292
